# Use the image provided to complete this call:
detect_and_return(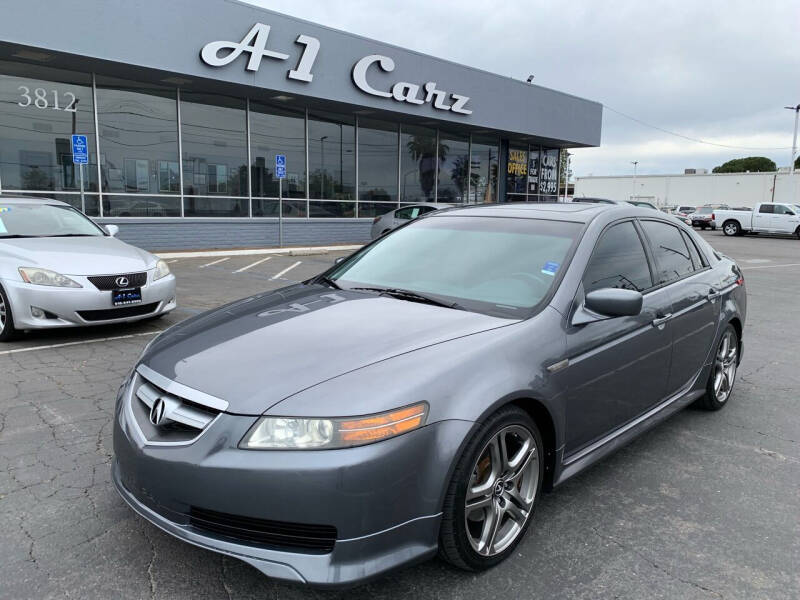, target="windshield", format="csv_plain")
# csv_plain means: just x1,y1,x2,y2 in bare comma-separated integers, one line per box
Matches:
329,216,582,318
0,203,104,238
